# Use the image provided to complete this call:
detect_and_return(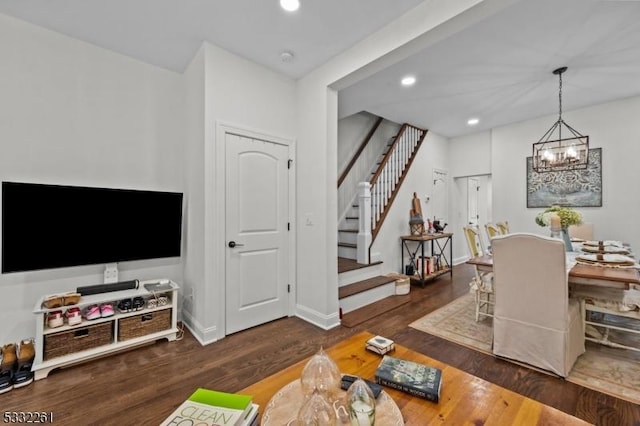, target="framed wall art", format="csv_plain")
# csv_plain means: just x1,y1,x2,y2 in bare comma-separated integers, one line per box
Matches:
526,147,602,208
